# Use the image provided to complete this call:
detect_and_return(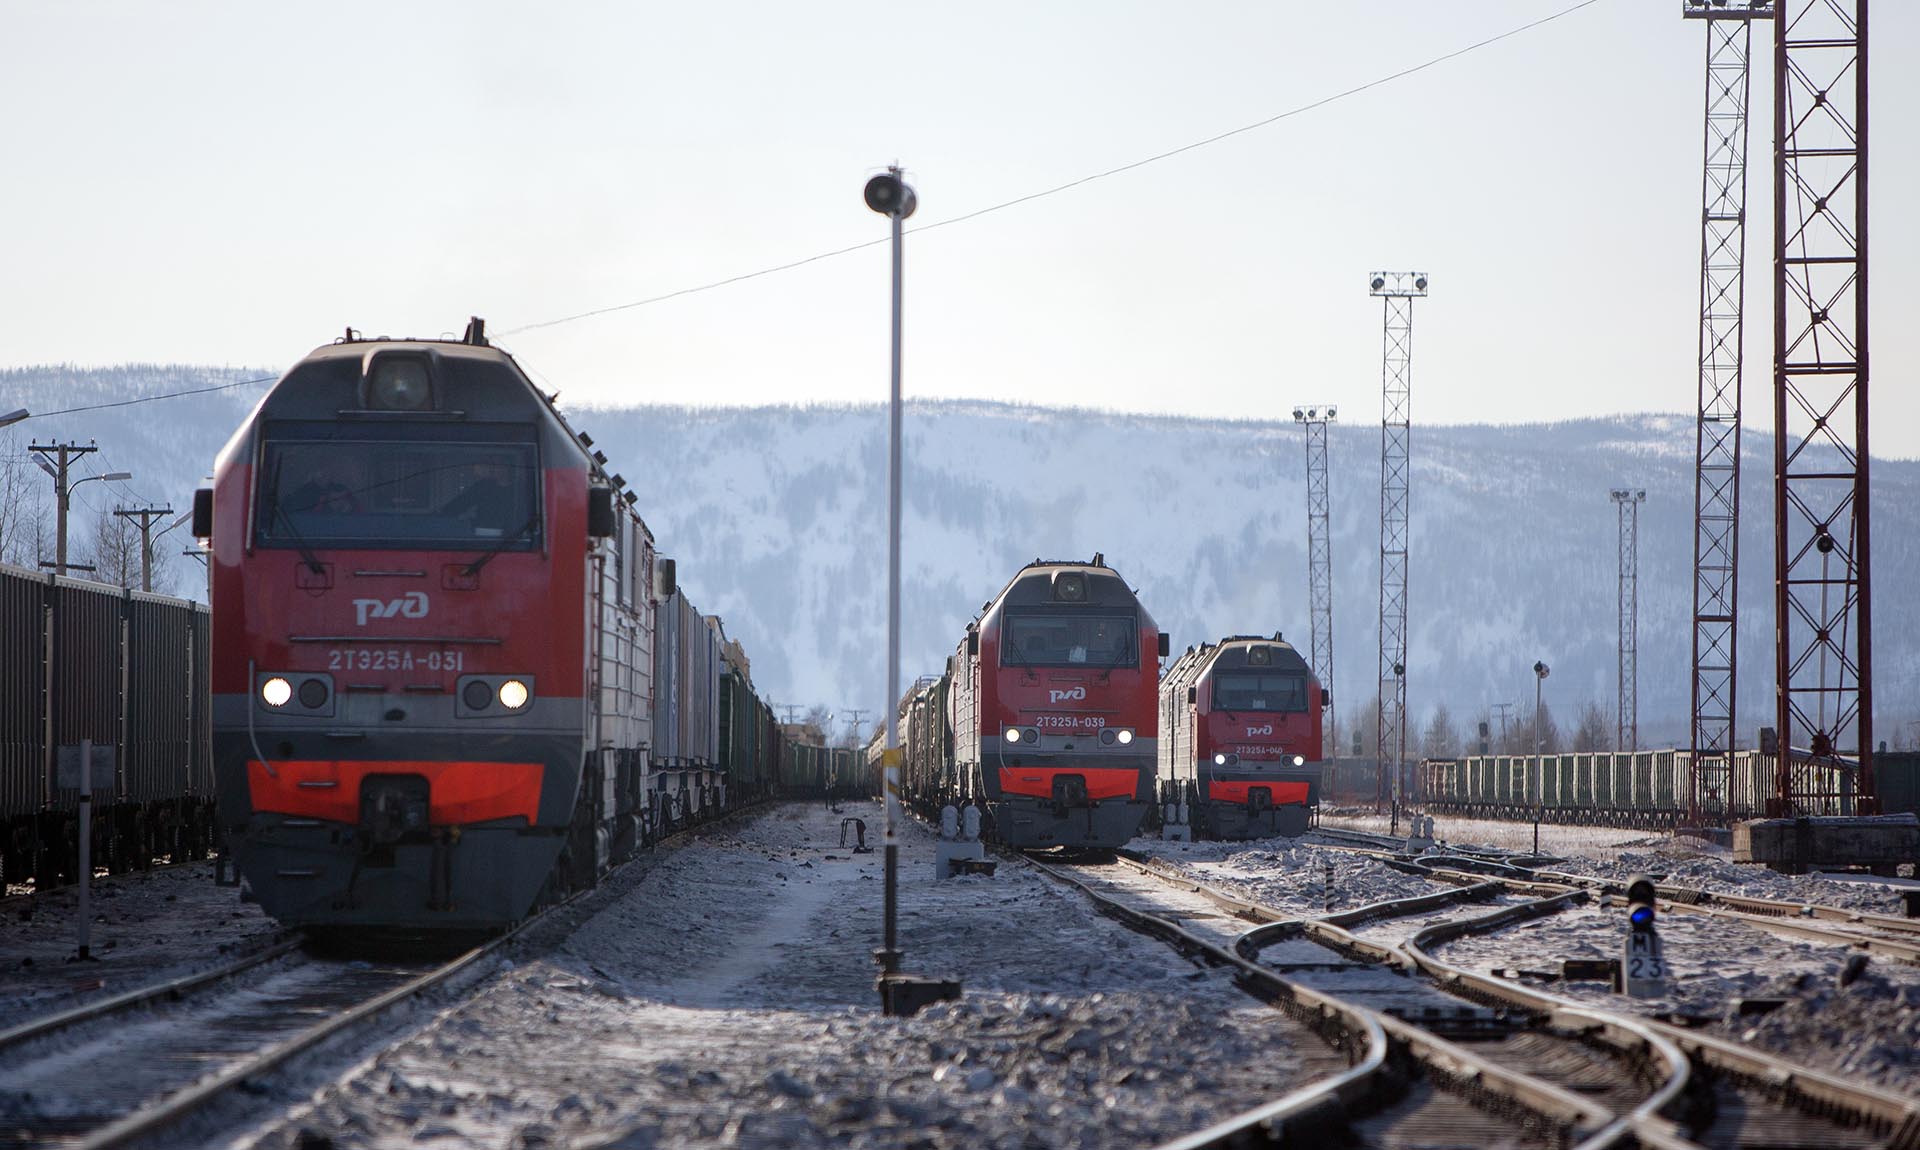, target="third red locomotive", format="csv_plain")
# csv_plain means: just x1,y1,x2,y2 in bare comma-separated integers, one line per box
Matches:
1158,634,1324,838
